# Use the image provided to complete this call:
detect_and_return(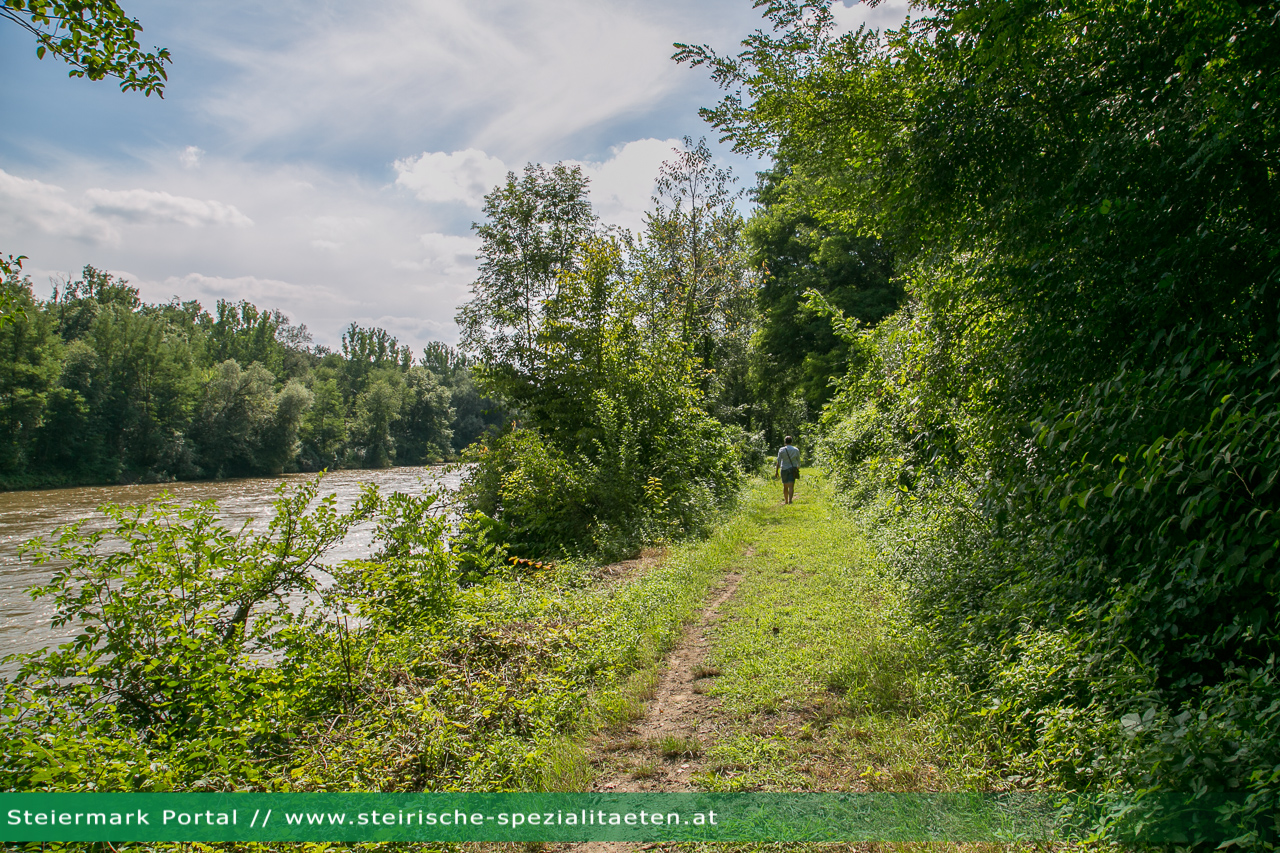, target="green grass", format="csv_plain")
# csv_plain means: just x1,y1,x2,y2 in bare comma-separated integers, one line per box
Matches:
657,734,703,758
686,471,994,794
526,492,760,788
